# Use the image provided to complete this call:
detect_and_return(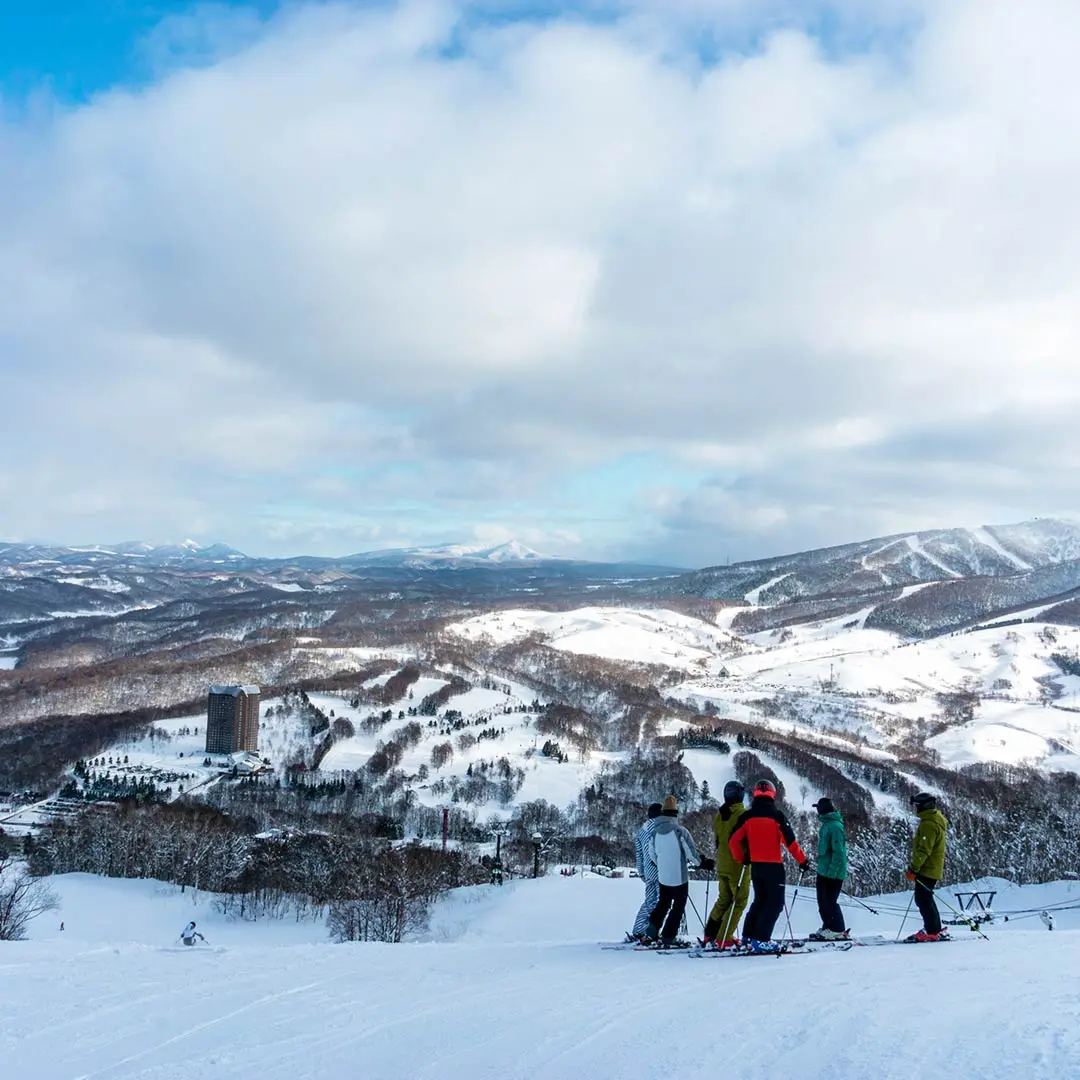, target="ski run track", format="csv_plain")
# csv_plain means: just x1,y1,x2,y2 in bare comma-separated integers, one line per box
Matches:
4,872,1080,1079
